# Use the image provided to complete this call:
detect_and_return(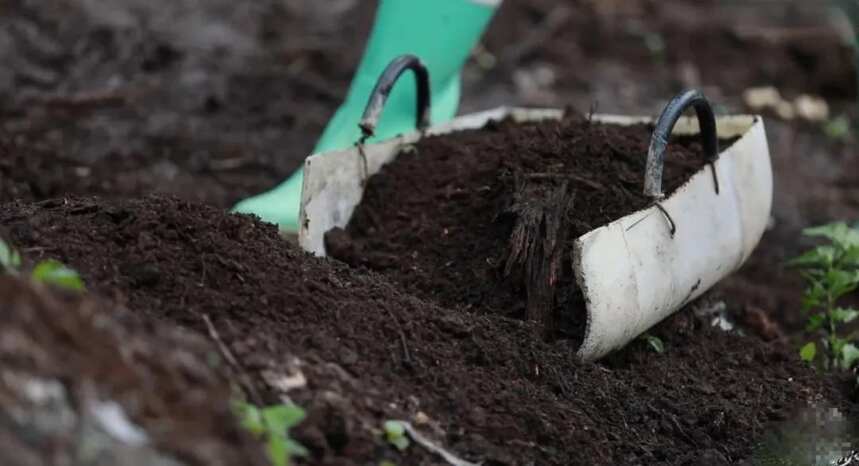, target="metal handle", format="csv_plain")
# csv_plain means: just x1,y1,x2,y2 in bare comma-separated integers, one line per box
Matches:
644,89,720,199
358,55,432,141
